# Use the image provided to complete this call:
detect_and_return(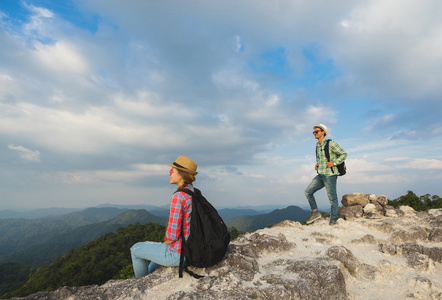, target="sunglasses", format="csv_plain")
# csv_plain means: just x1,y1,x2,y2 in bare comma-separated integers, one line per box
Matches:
169,169,173,176
313,130,322,134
